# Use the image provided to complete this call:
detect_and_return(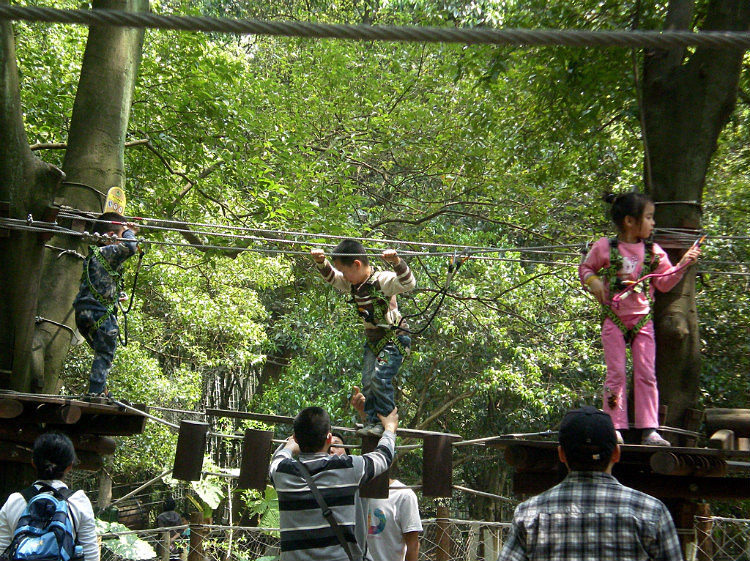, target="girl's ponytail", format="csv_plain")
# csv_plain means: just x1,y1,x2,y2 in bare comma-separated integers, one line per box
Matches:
604,191,652,231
